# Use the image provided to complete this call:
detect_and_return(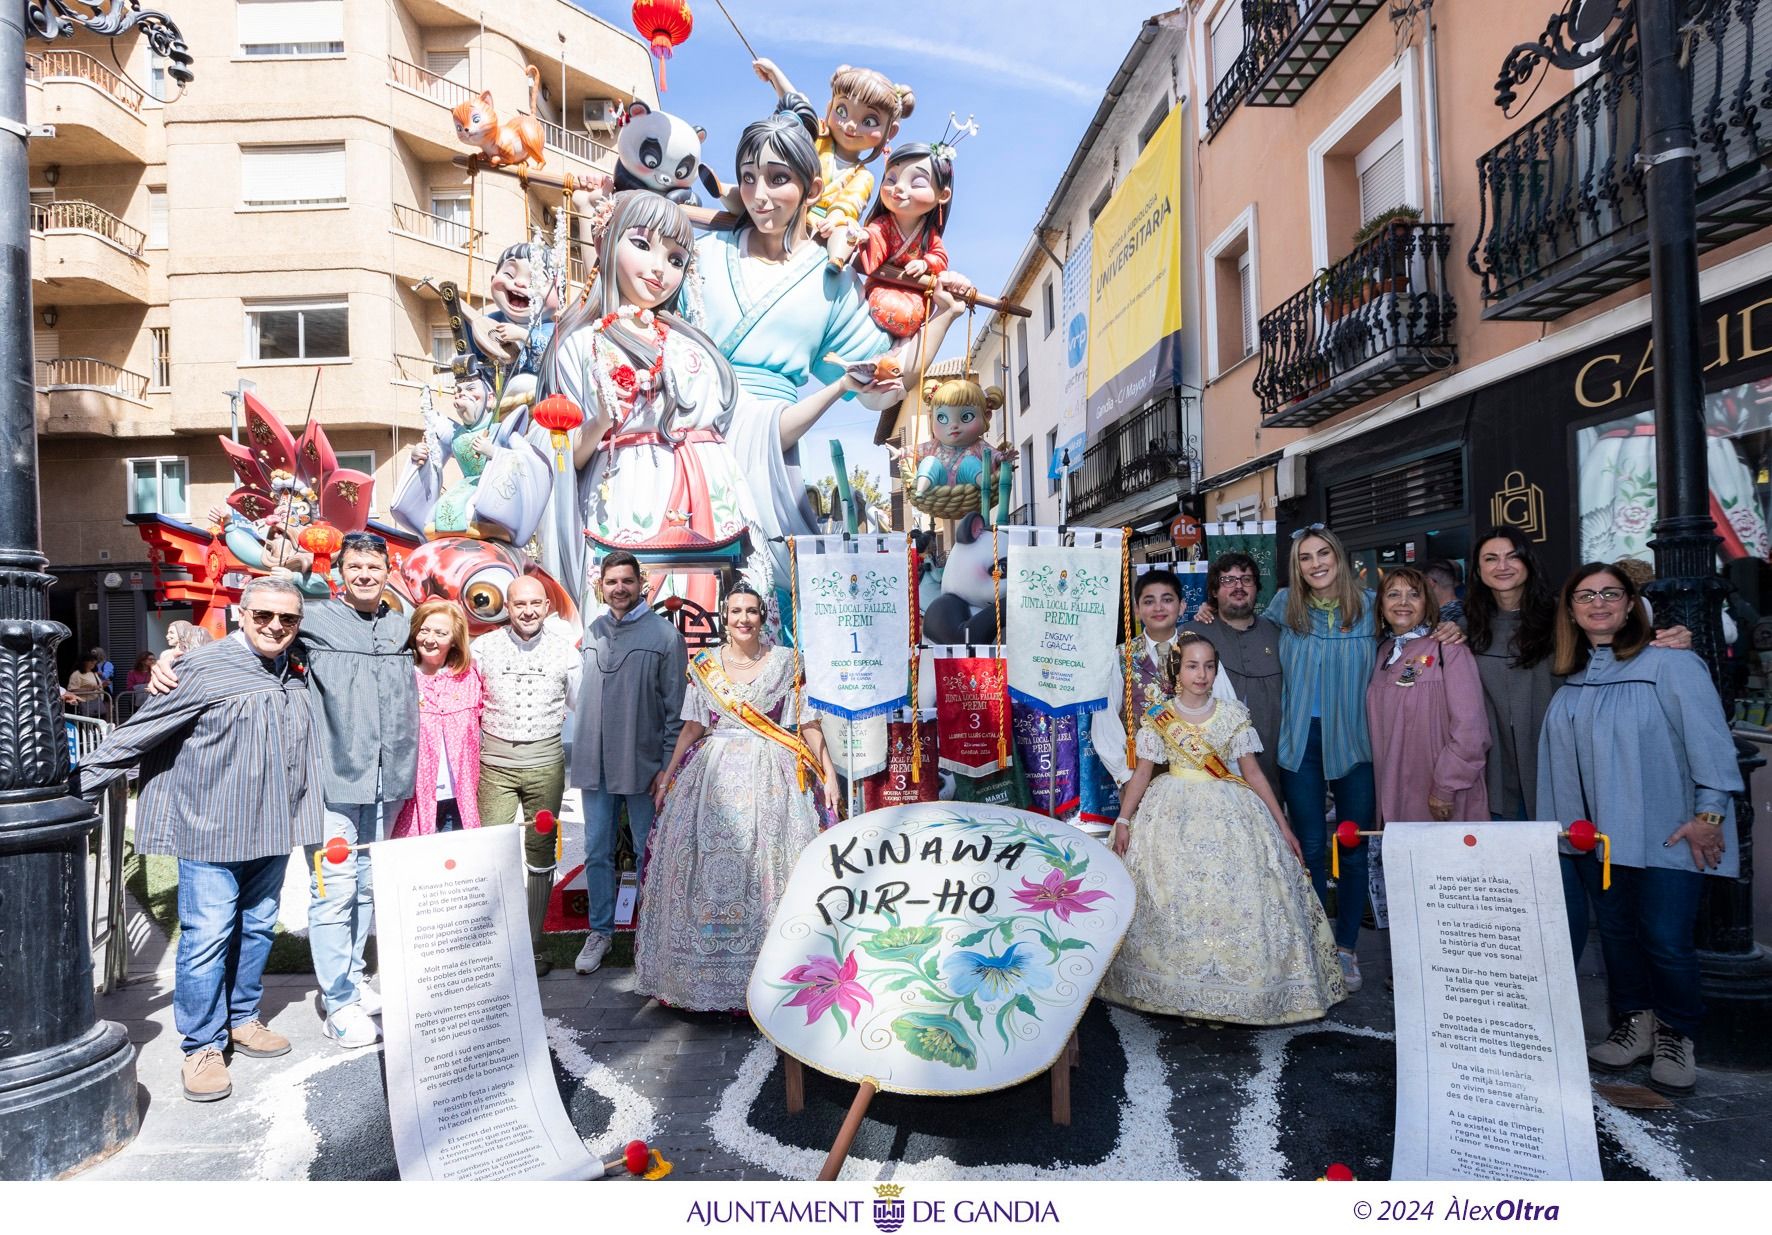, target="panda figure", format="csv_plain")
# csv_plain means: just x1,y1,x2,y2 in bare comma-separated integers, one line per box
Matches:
614,101,722,205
